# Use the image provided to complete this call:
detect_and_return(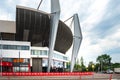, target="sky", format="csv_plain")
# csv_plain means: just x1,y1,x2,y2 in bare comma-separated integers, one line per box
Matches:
0,0,120,66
